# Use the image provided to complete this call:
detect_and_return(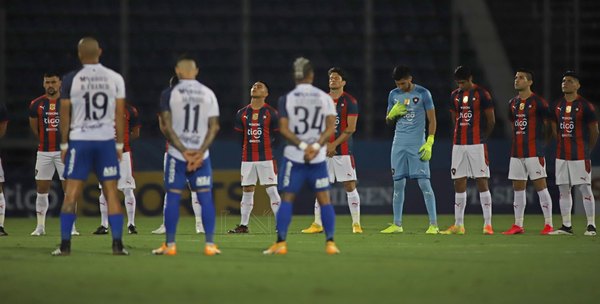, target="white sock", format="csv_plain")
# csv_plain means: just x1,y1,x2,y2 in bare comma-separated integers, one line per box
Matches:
314,199,322,226
454,192,467,226
99,192,108,227
265,186,281,216
240,191,254,226
347,189,360,224
537,188,553,226
36,193,50,228
577,184,596,227
161,194,167,225
0,192,5,227
513,190,526,227
123,188,136,226
558,185,573,227
479,191,493,226
191,192,202,226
